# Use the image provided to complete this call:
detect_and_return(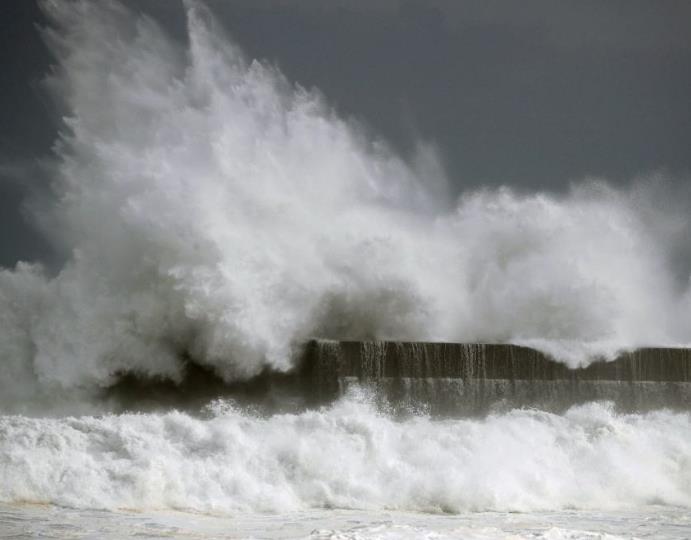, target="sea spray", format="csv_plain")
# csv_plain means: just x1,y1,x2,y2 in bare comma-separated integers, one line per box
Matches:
0,0,690,409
